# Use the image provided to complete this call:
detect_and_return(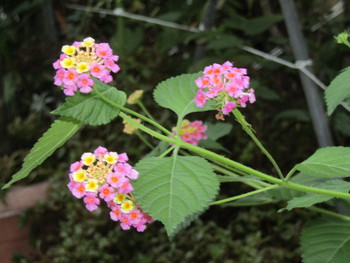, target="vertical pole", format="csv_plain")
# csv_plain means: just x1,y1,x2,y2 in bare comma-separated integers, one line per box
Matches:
41,0,58,44
279,0,333,147
193,0,218,63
